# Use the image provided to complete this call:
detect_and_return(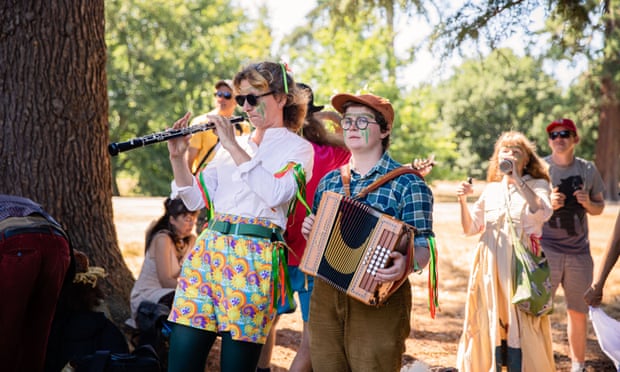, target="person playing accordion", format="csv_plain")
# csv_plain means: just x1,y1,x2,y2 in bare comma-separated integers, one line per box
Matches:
300,93,435,372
